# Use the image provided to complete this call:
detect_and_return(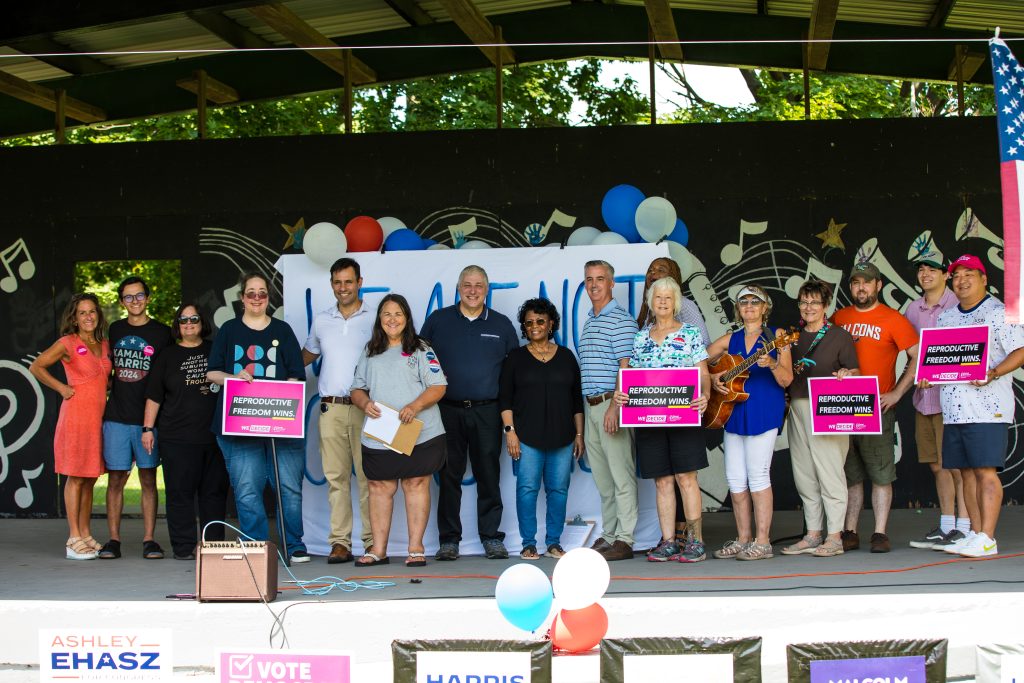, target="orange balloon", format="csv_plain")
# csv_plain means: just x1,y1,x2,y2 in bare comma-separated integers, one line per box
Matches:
550,603,608,653
344,215,384,252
